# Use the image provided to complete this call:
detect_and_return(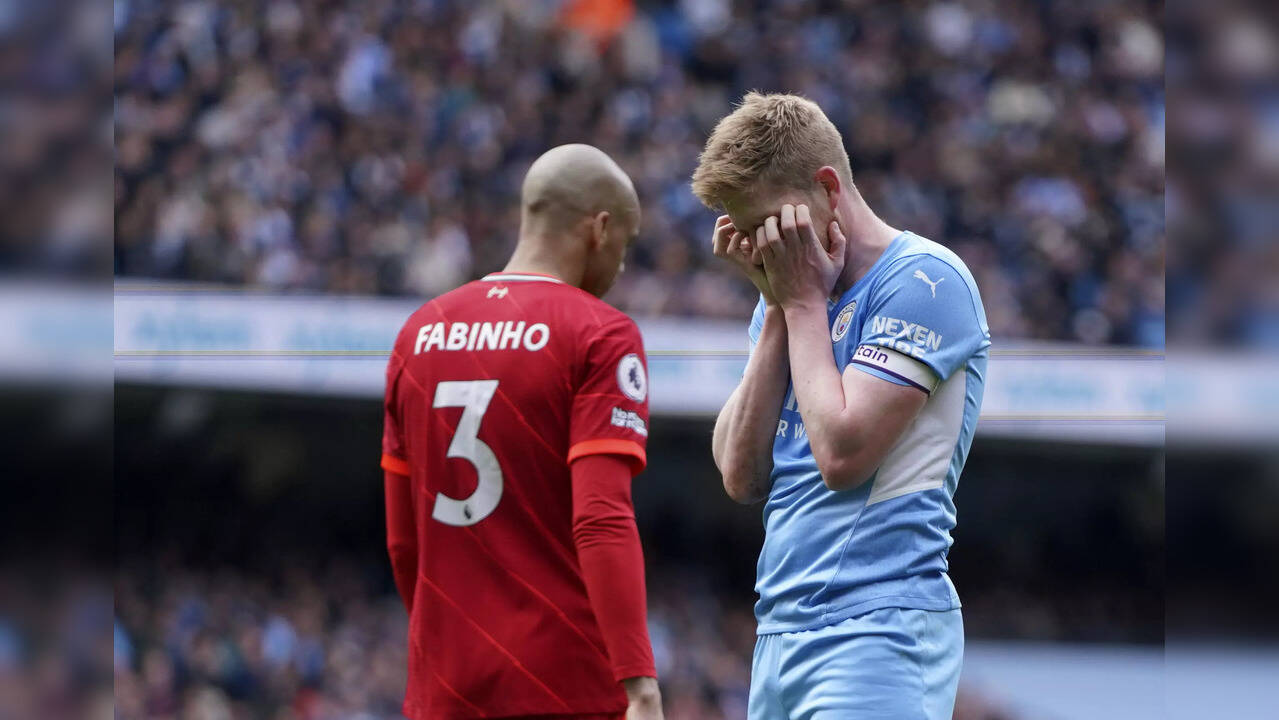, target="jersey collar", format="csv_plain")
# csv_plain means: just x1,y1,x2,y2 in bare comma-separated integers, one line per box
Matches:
843,231,912,299
481,272,565,284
